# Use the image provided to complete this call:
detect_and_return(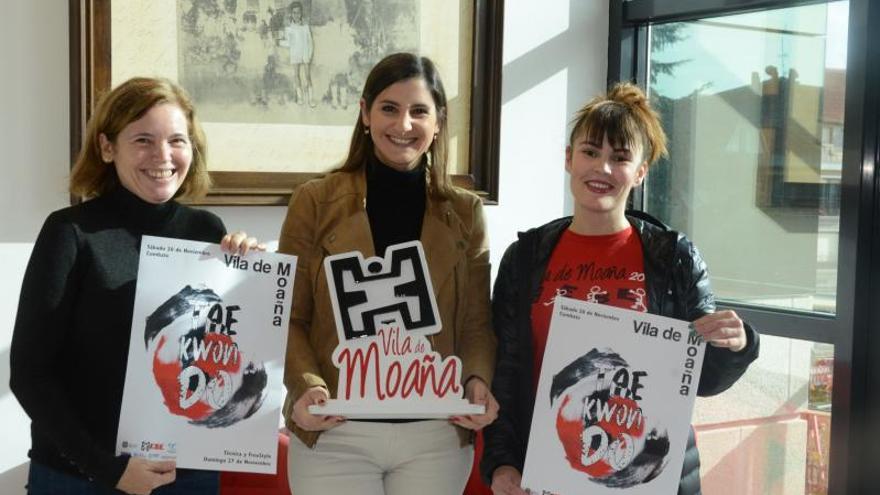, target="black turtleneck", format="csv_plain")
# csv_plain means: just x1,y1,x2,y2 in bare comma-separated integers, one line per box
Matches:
365,154,426,257
10,186,226,488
